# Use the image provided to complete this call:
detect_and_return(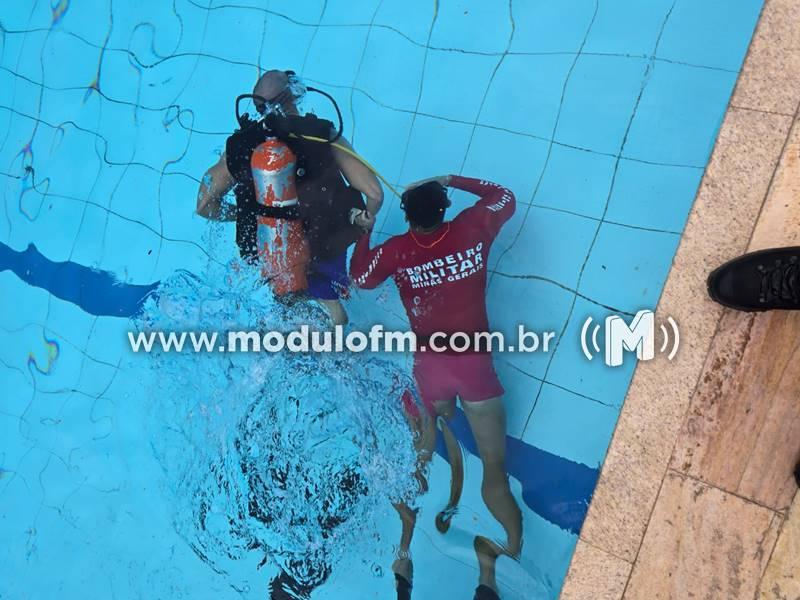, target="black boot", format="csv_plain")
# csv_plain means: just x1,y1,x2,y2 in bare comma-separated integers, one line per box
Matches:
794,460,800,488
707,247,800,311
